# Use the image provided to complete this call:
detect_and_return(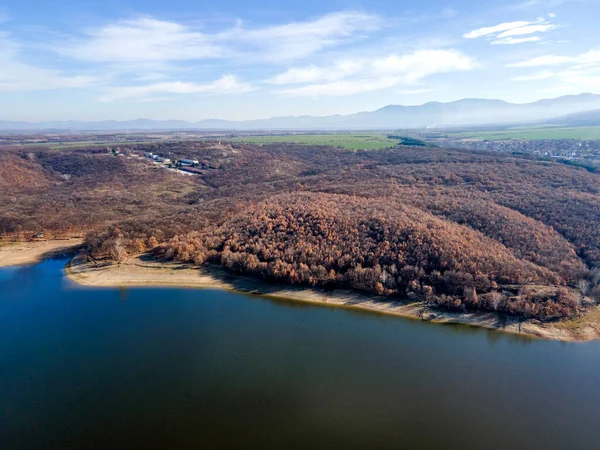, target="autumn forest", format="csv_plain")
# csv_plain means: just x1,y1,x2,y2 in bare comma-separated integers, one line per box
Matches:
2,141,599,321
